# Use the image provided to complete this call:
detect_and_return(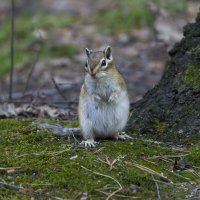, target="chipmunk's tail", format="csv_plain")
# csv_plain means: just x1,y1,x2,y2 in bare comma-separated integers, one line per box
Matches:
33,121,81,136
